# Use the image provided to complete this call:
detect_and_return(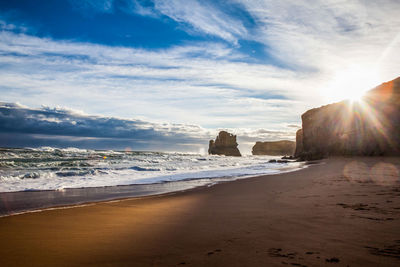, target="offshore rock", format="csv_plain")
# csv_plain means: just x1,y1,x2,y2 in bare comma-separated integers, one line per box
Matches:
252,141,295,156
208,131,241,156
295,76,400,159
